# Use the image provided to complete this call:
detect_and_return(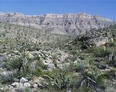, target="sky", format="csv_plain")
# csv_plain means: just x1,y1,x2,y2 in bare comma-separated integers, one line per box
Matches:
0,0,116,20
